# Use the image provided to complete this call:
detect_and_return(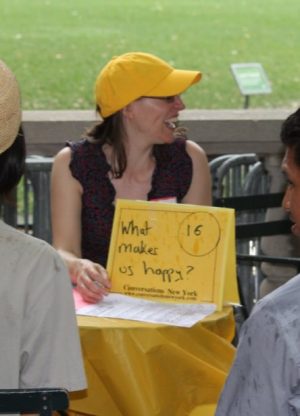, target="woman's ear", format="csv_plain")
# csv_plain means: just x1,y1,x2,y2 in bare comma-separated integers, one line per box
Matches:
122,103,134,119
